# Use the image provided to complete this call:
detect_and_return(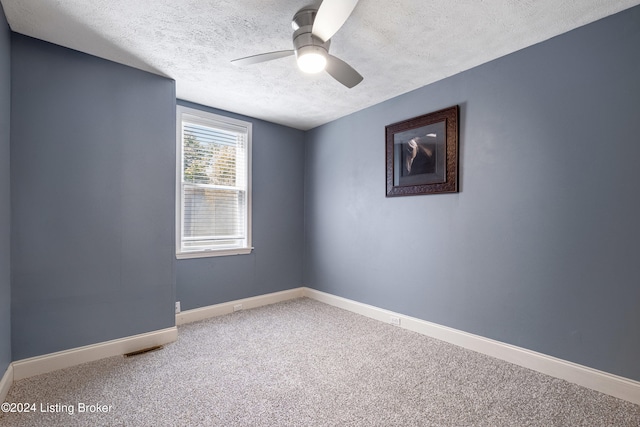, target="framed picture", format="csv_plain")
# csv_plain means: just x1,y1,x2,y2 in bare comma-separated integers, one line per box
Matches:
385,105,459,196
